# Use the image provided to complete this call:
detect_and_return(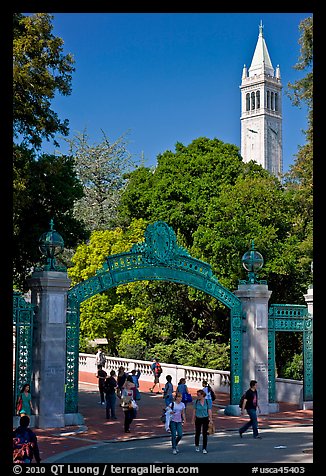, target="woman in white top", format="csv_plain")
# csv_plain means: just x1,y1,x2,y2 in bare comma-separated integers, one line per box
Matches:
167,392,186,454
